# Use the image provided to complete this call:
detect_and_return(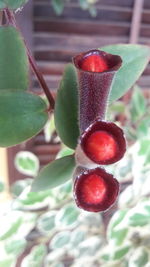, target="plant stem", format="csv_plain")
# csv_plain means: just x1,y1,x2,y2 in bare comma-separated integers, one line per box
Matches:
0,10,3,25
4,8,55,110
